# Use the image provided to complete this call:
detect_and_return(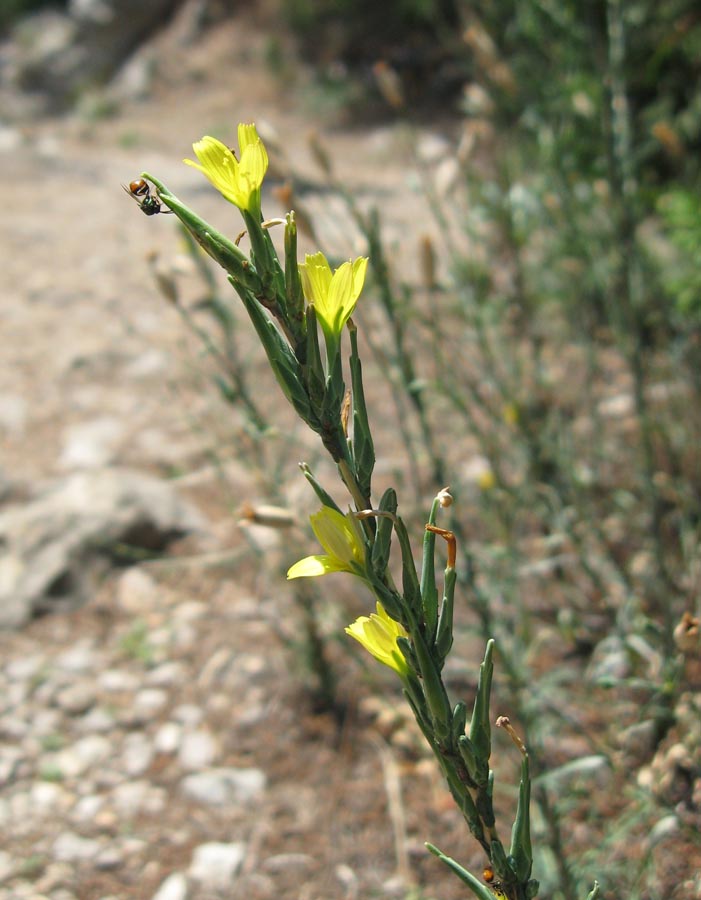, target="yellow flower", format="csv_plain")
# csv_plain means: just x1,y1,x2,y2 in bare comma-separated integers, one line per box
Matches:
183,124,268,213
287,507,365,579
345,602,409,676
299,252,368,342
501,402,519,426
478,468,496,491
